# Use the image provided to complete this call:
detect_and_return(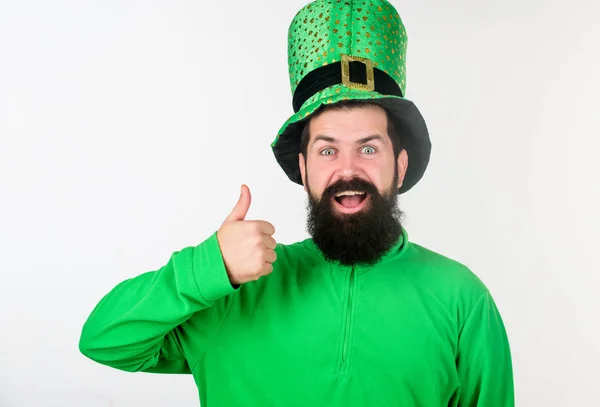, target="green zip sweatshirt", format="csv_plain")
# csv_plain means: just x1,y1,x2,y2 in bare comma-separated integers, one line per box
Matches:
79,227,514,406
